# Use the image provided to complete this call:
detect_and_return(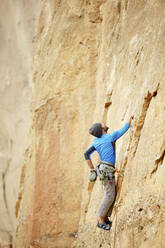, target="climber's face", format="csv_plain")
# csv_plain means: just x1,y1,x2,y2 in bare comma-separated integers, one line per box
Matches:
102,123,109,133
